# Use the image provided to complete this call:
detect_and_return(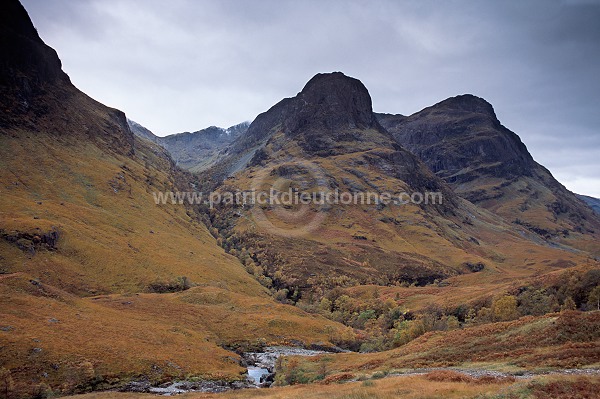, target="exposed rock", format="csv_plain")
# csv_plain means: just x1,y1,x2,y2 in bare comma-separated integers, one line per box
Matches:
1,228,59,253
